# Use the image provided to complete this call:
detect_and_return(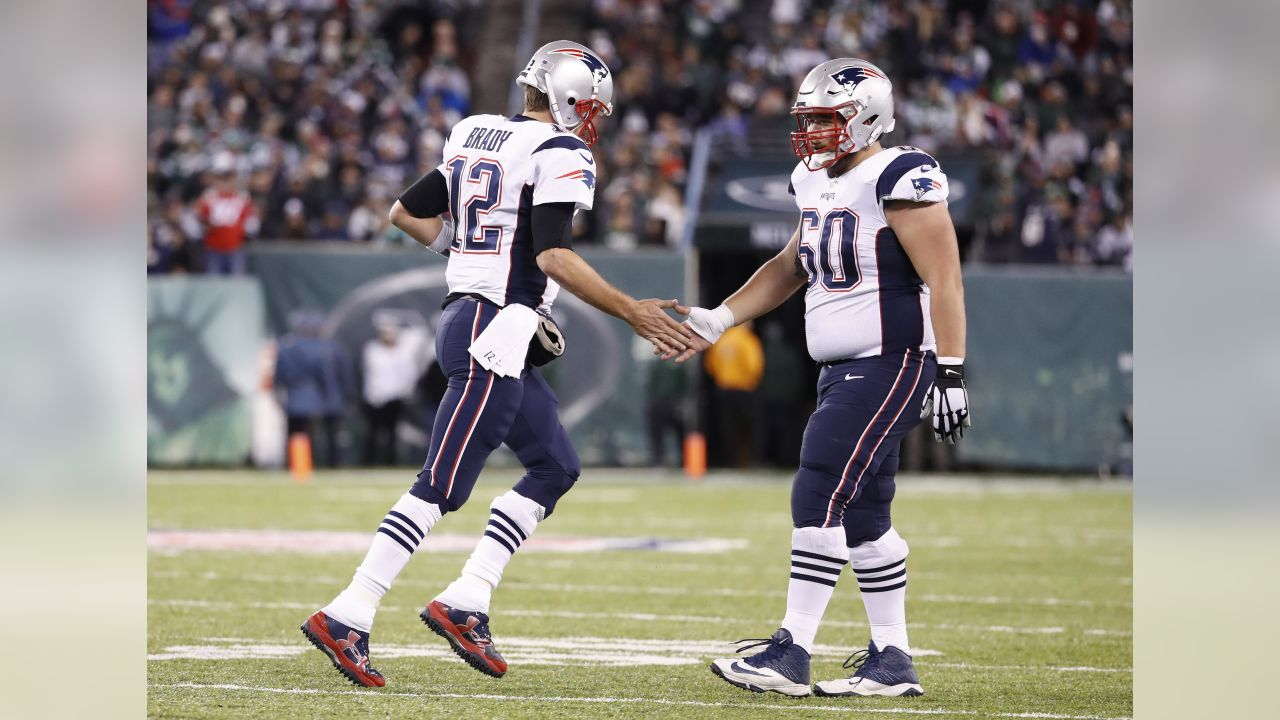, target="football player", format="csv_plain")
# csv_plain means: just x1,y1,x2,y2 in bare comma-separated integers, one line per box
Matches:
301,40,694,687
683,59,971,698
